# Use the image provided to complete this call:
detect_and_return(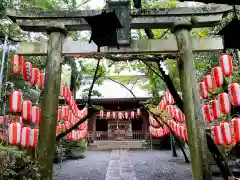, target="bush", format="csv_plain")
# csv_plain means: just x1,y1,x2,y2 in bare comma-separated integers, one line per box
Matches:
66,140,87,153
0,144,41,180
